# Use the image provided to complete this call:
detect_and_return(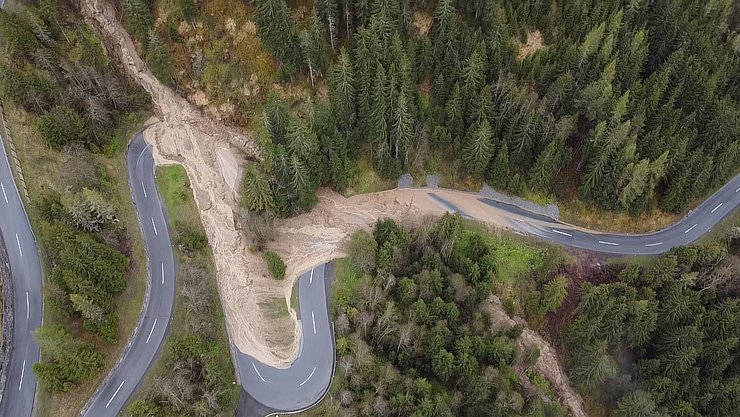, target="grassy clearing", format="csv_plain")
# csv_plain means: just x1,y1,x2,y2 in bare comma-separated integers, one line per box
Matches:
559,197,681,233
344,153,397,197
127,165,240,416
3,106,150,417
291,279,301,320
